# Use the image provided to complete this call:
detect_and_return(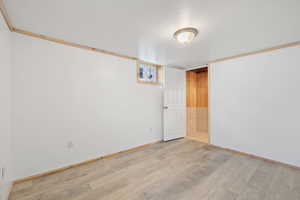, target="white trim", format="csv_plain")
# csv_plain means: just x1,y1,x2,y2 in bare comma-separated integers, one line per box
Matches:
185,64,208,71
207,64,212,144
